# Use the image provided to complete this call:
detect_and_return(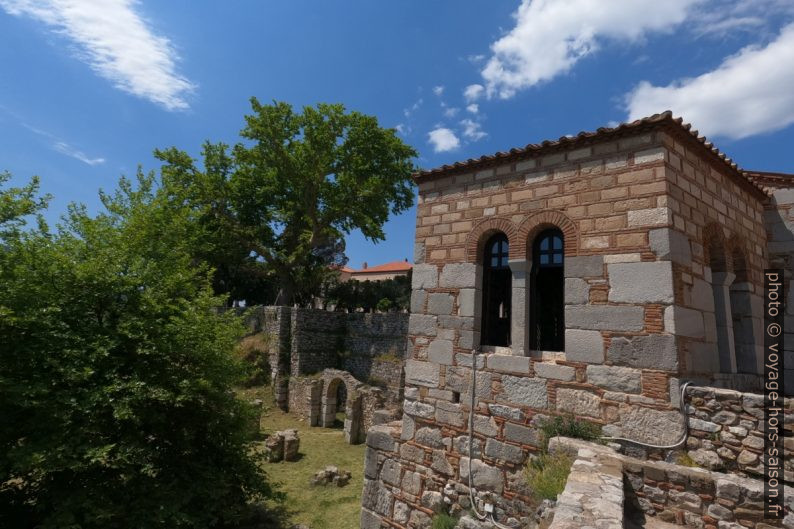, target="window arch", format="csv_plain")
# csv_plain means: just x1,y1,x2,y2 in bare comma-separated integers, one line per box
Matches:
530,228,564,352
481,233,511,346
